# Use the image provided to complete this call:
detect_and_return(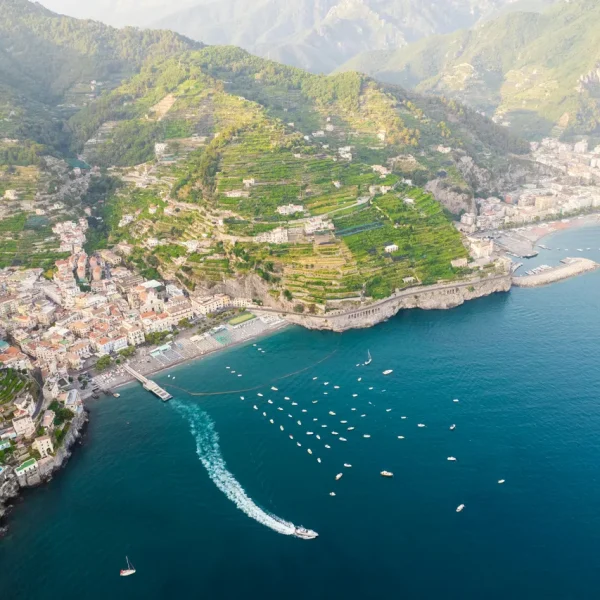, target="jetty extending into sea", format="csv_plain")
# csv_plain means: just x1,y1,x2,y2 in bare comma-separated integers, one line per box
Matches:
512,258,599,287
124,365,172,401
